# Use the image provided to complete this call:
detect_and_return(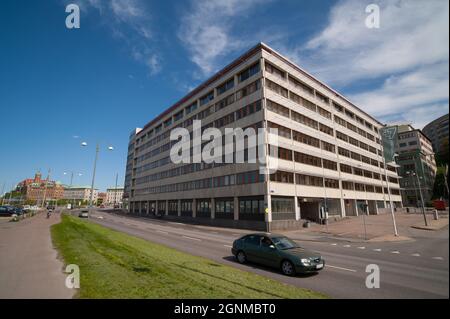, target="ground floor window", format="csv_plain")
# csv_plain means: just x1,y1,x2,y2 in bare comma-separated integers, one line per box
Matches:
271,196,294,213
168,200,178,215
181,200,193,216
196,199,211,218
215,198,234,219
